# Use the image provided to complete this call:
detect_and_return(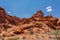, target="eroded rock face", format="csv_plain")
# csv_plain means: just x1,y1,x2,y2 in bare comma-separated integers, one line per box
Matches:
30,10,44,21
0,7,60,37
0,7,7,23
57,19,60,26
0,7,21,25
31,10,44,18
